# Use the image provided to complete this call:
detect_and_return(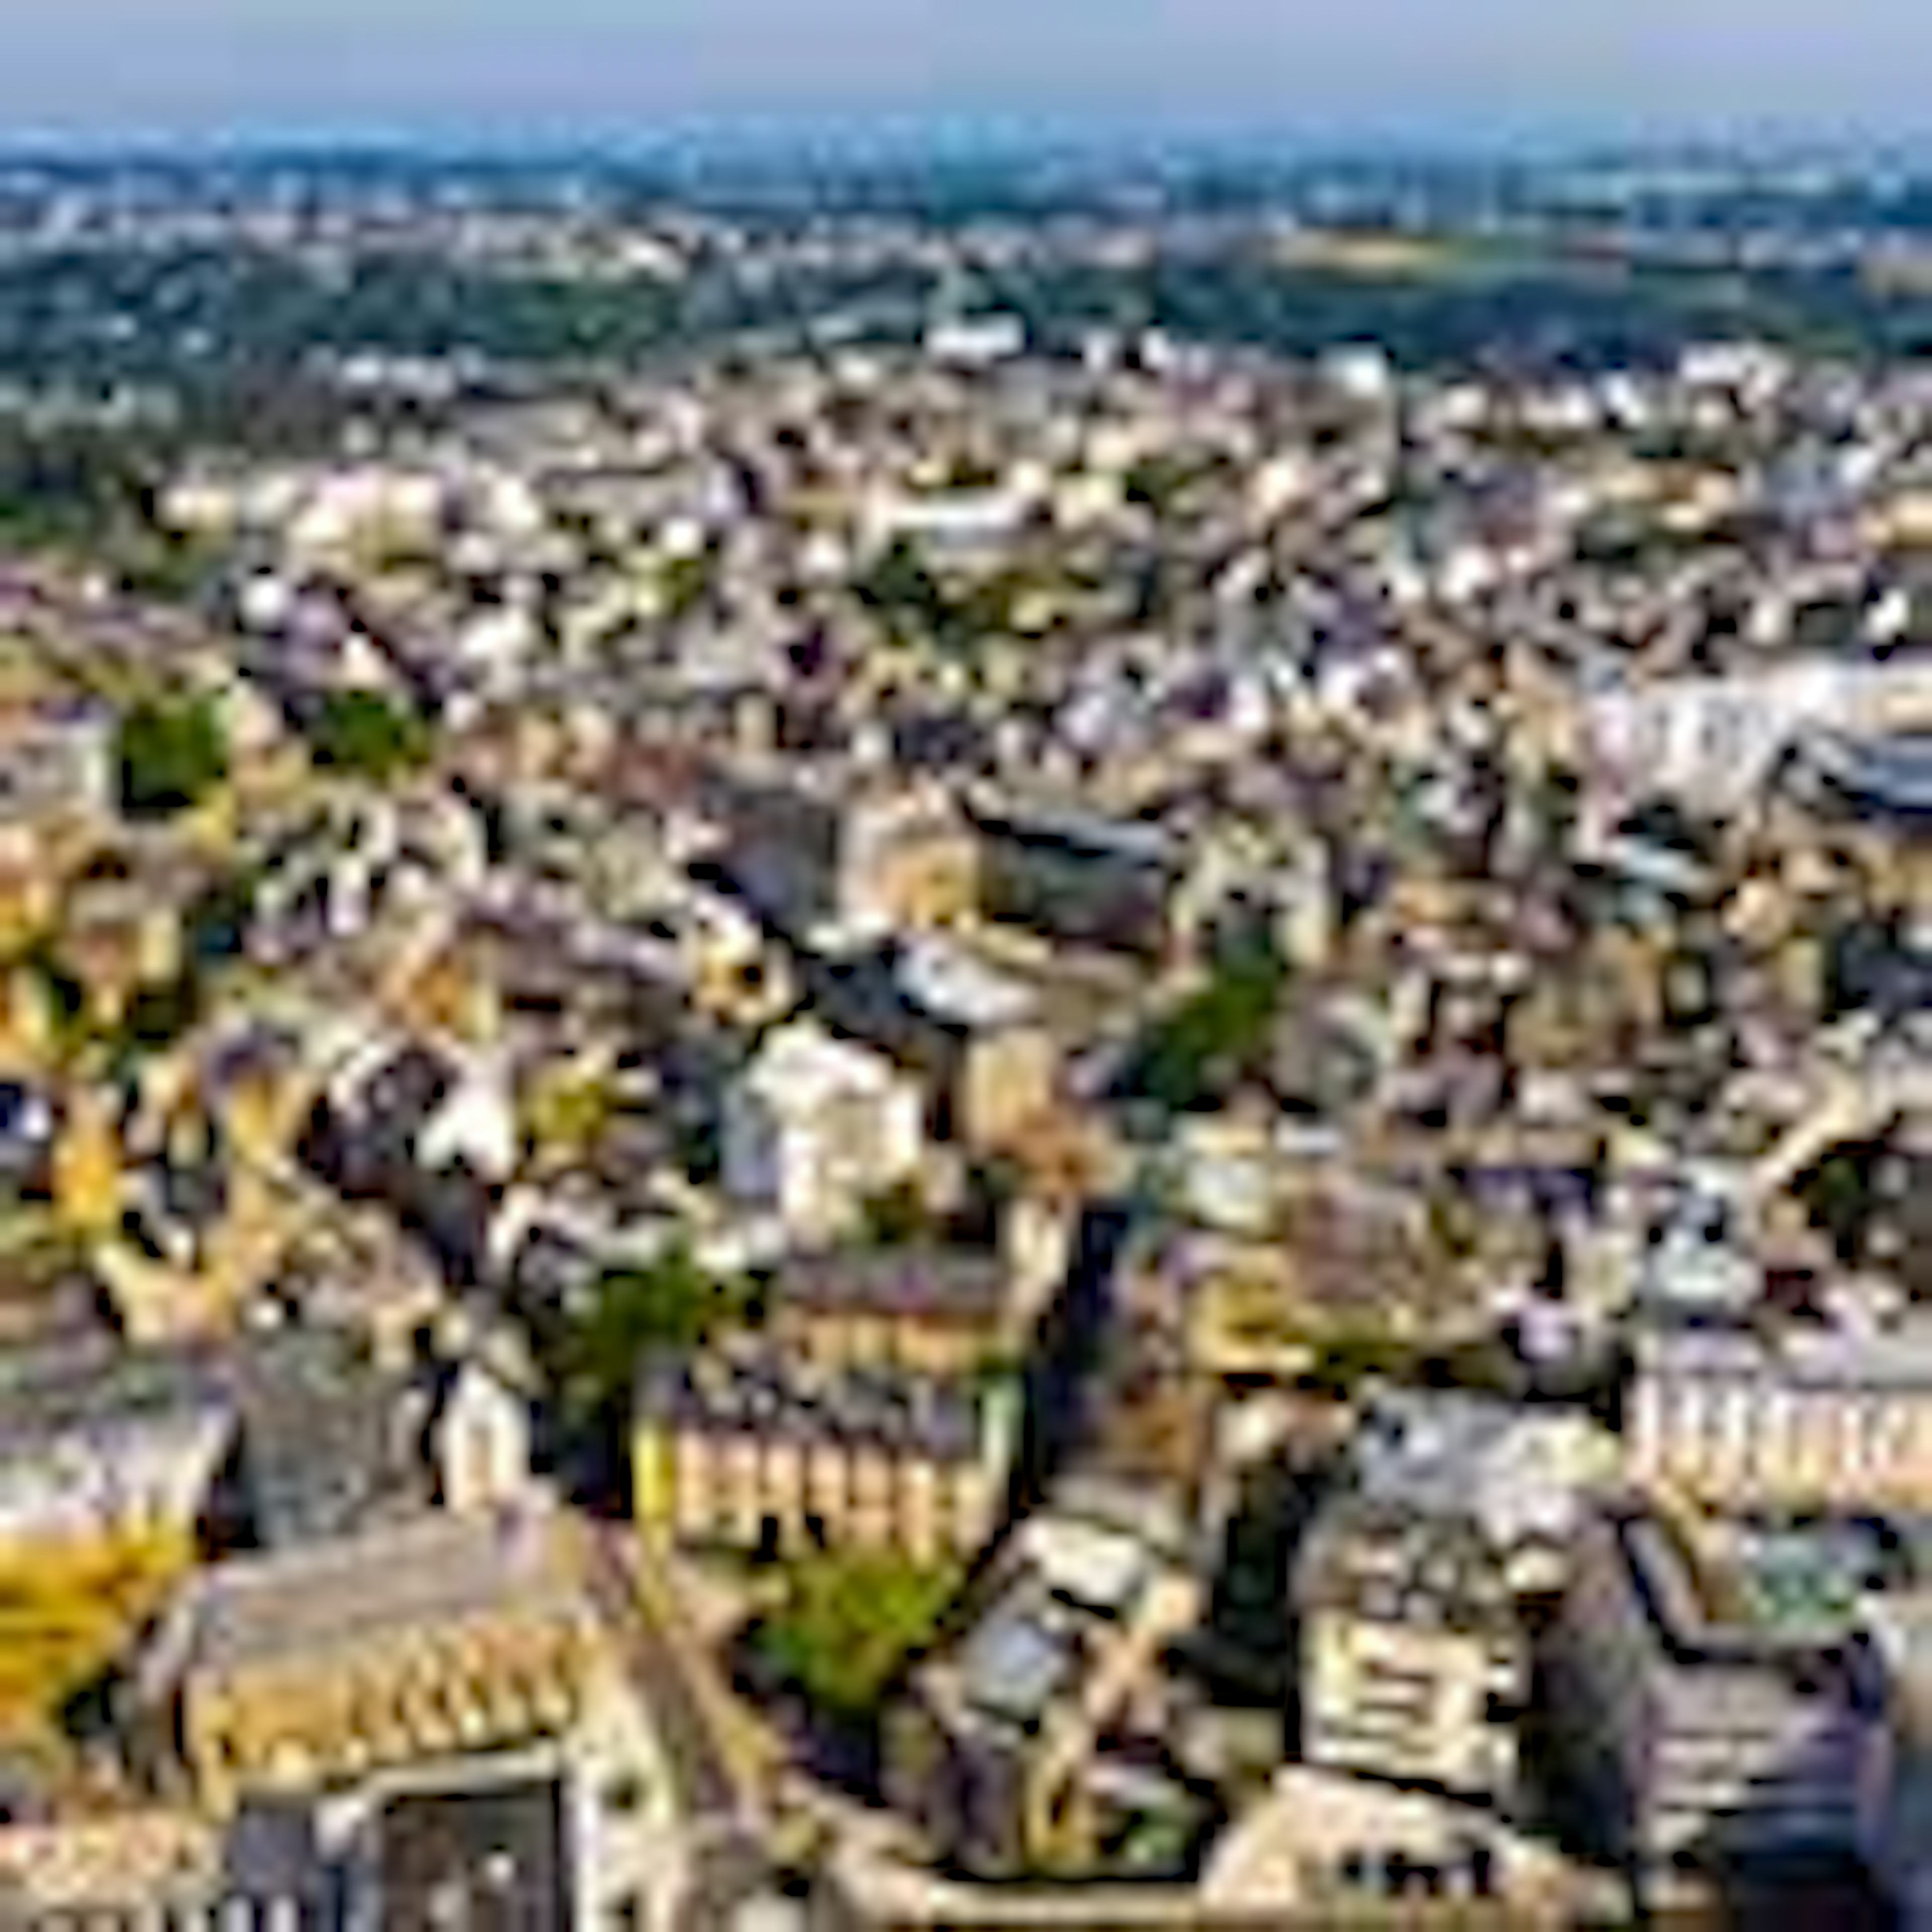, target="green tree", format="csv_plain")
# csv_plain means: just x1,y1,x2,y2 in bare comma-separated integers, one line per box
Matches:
554,1244,744,1418
860,1179,933,1249
1130,933,1287,1113
117,696,227,820
755,1553,959,1722
304,690,433,782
